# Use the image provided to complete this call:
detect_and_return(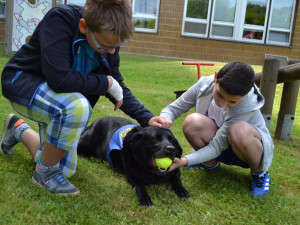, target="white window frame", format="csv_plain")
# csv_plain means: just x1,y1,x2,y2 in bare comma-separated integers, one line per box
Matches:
239,0,270,44
132,0,160,33
65,0,85,6
209,0,239,40
266,0,296,46
0,0,5,19
182,0,296,46
182,0,212,38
